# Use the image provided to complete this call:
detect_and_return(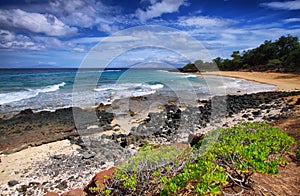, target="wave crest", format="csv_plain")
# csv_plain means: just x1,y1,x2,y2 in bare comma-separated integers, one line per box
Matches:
0,82,66,105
